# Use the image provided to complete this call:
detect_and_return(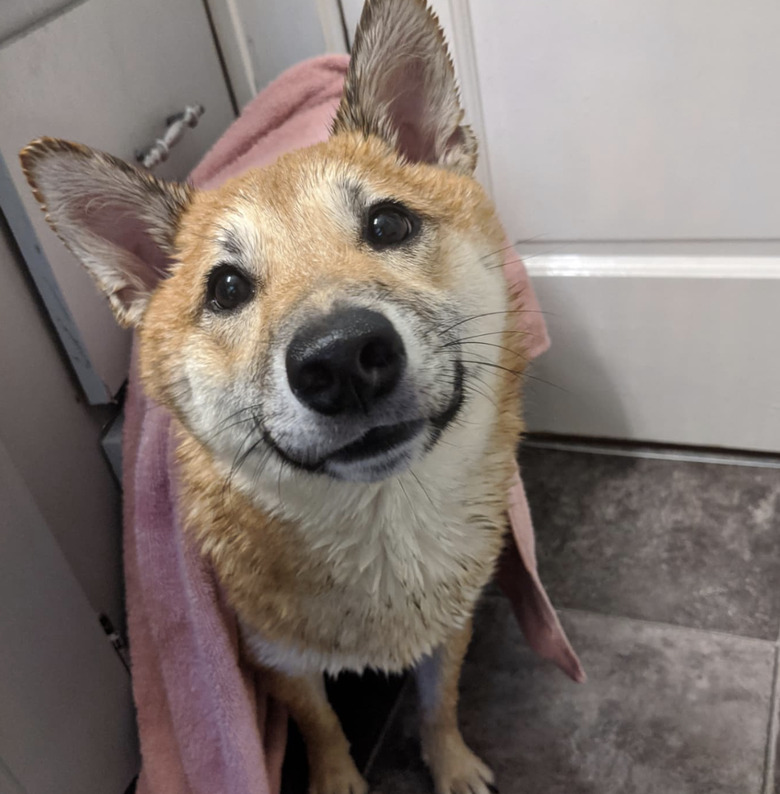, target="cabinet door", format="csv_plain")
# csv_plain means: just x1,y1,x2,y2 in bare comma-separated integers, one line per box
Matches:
0,439,138,793
0,0,235,402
